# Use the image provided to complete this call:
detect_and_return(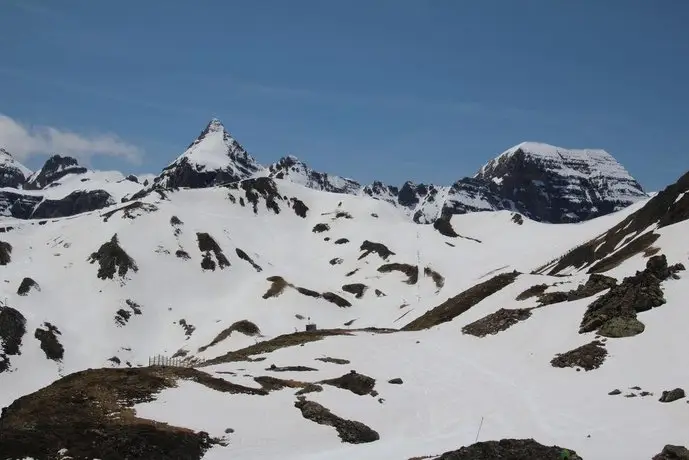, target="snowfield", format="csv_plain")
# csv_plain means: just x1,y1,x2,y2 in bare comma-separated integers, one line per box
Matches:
0,168,687,459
